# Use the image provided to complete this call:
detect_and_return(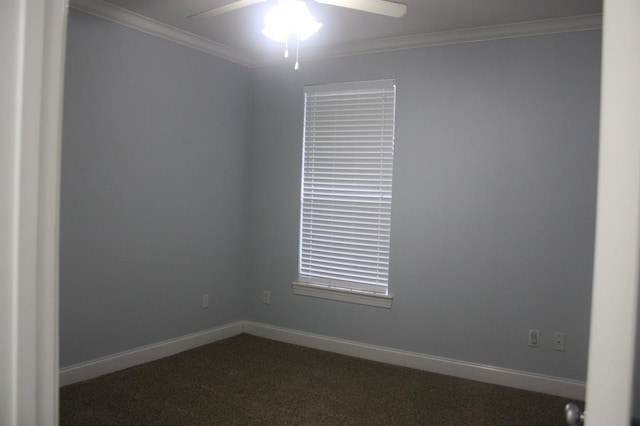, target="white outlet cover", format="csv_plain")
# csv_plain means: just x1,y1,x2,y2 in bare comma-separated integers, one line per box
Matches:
553,332,566,351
